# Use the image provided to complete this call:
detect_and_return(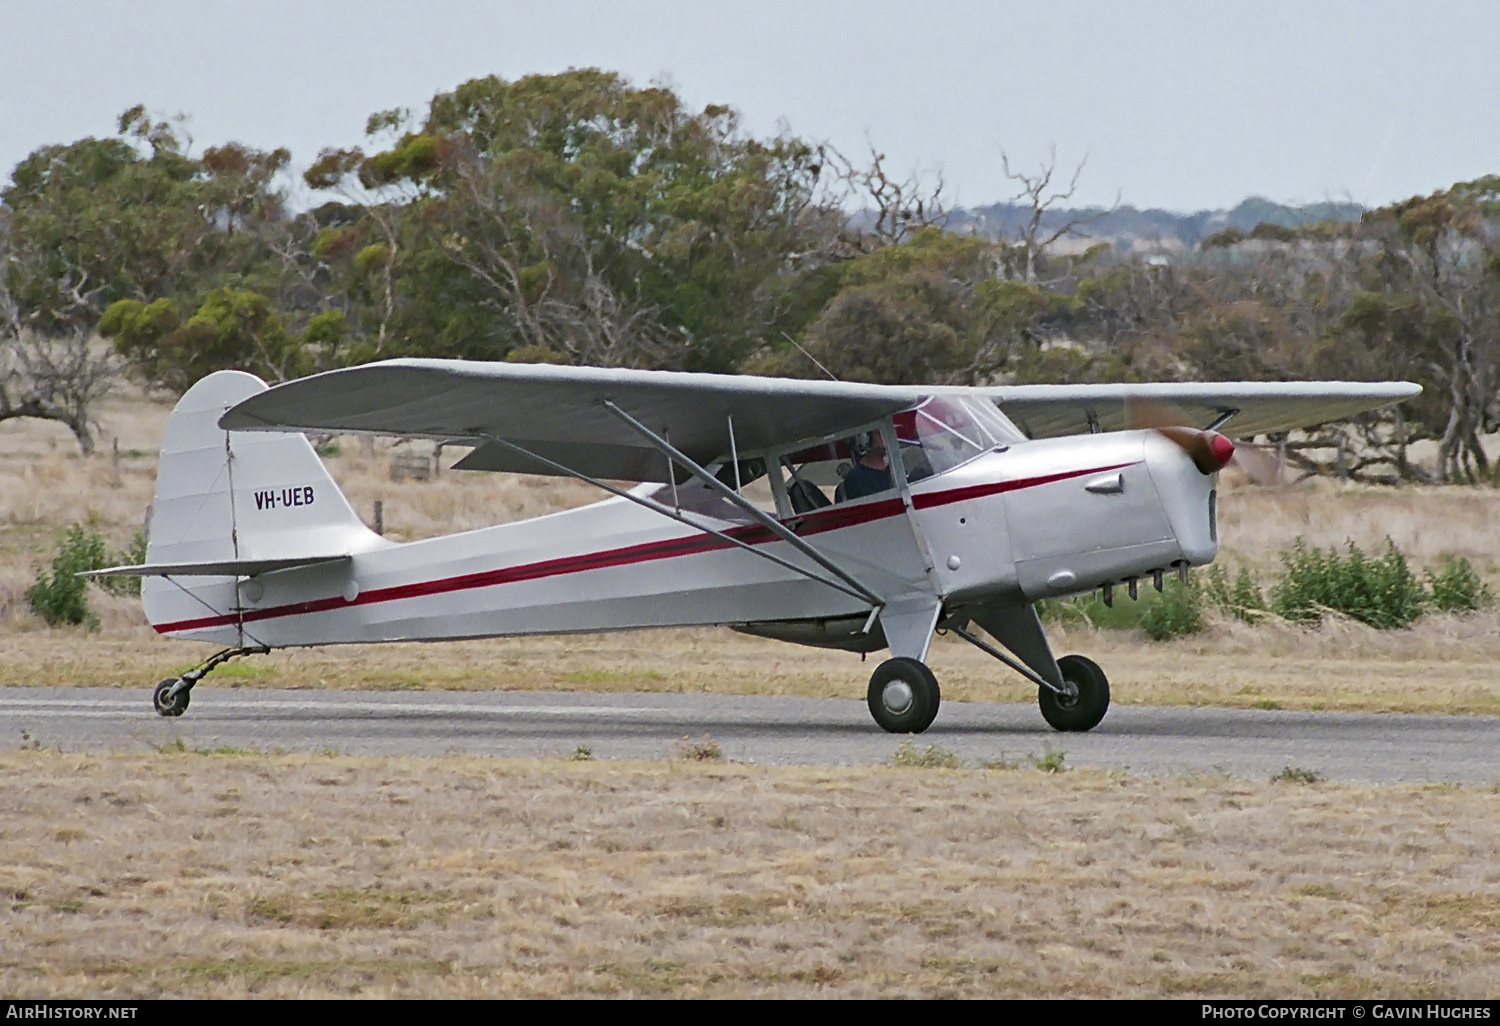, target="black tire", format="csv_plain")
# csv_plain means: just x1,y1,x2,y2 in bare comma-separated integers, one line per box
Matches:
867,657,941,734
153,678,190,717
1038,654,1109,732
